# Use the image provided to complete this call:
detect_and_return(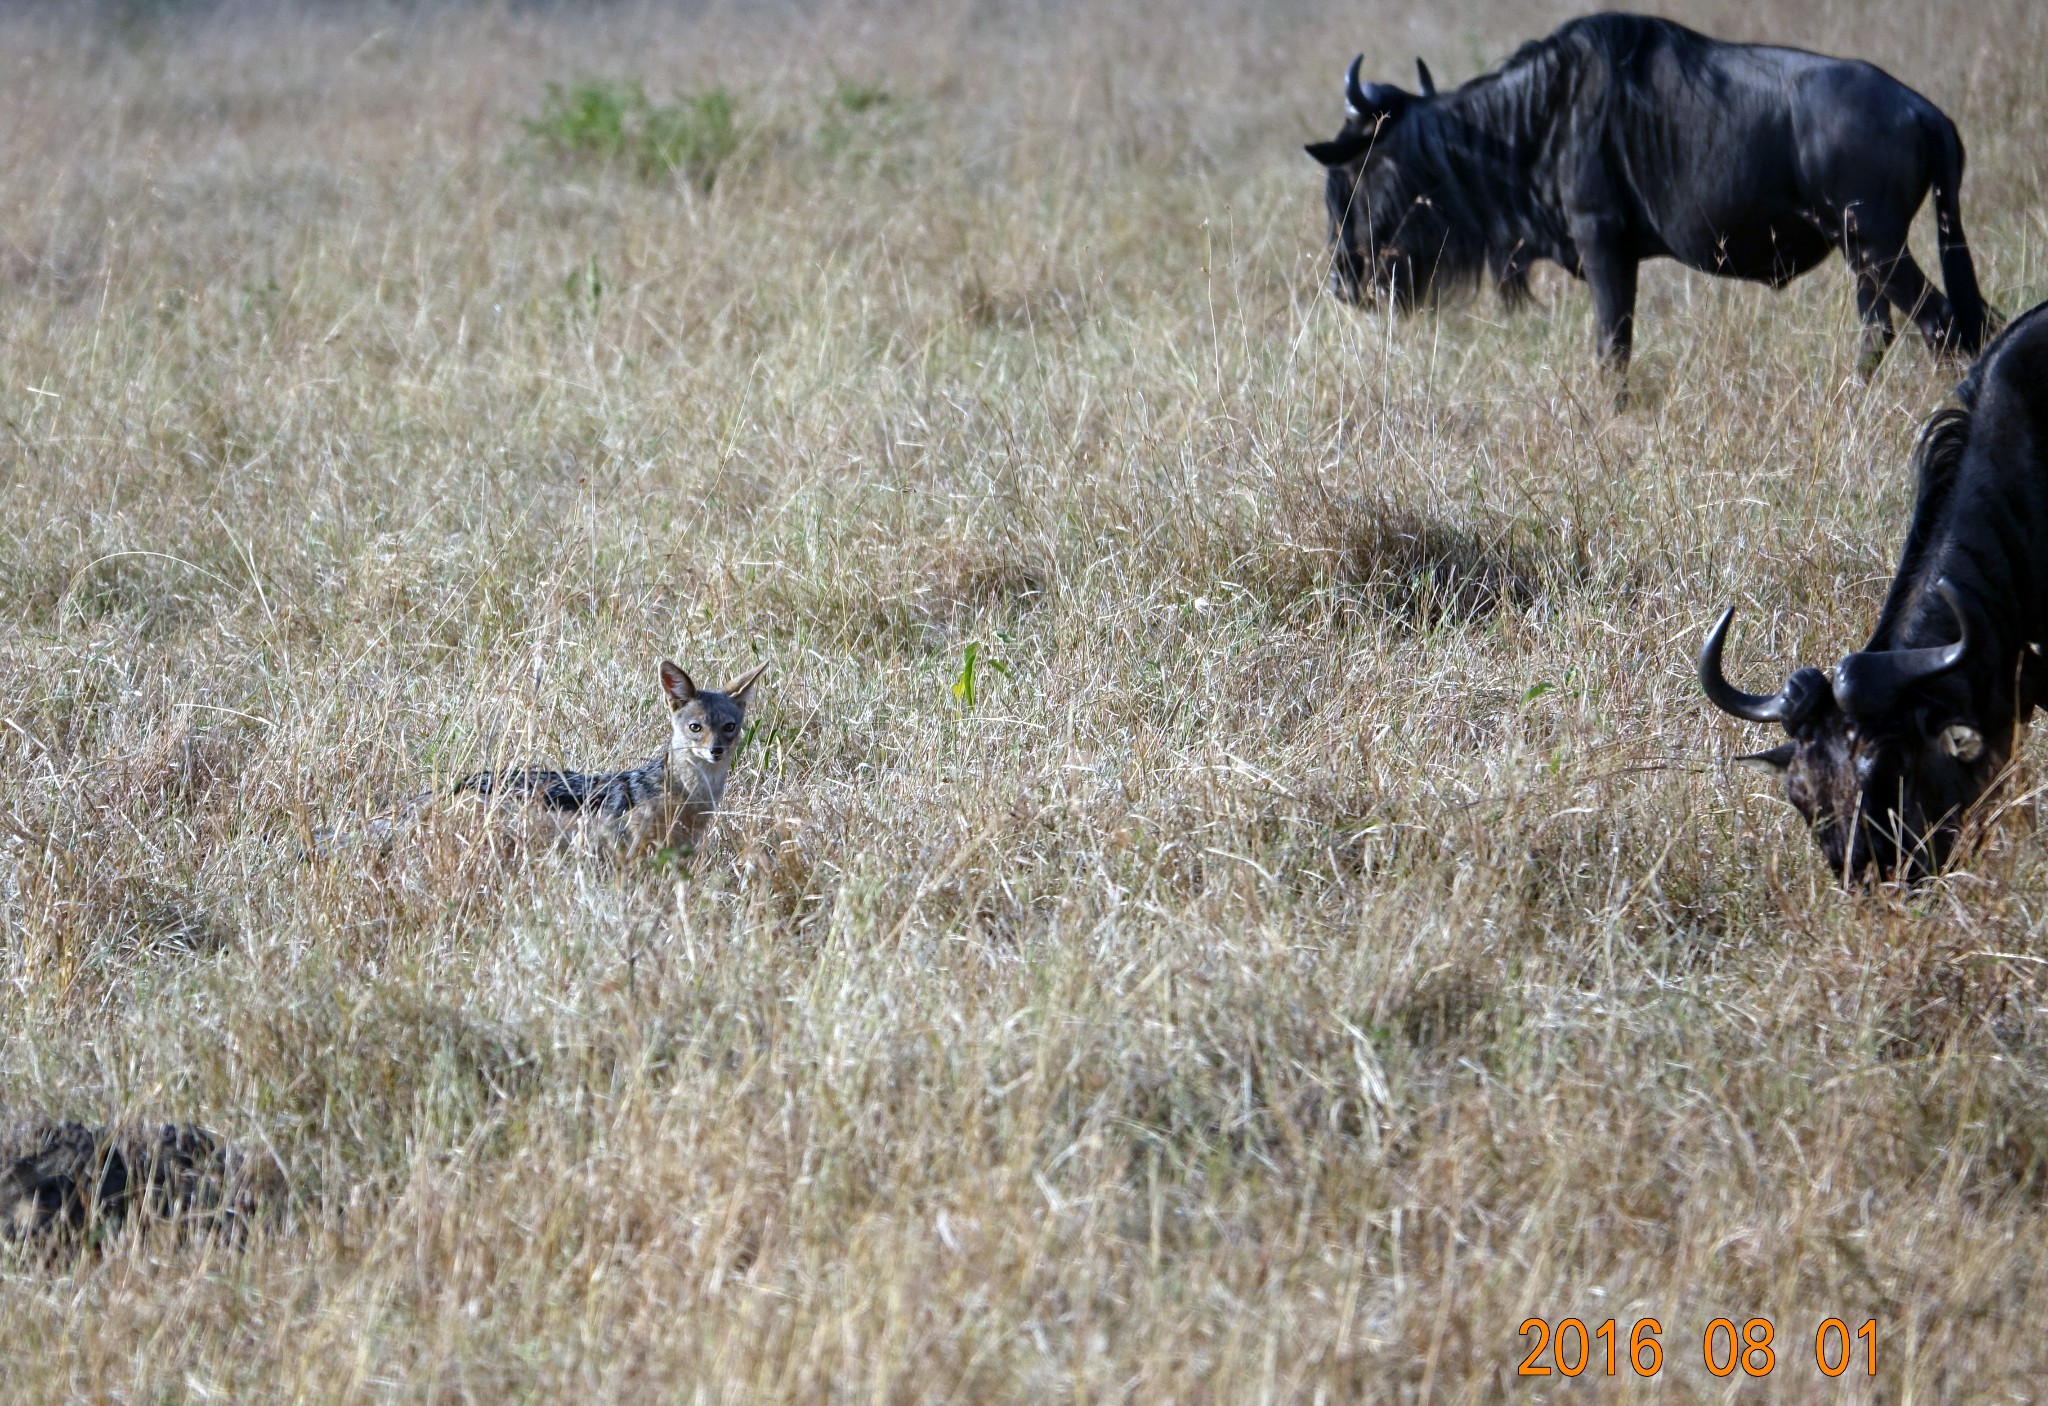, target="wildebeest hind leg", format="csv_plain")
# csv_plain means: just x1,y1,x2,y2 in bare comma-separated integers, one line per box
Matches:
1890,253,1959,353
1846,232,1955,355
1854,271,1896,374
